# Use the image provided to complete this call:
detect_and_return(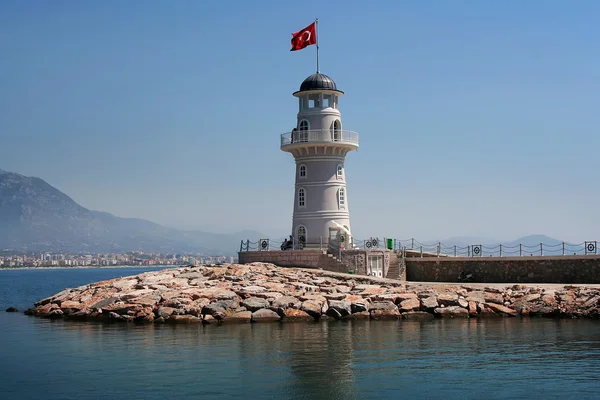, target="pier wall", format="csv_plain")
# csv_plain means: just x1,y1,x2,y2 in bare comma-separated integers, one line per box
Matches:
238,249,400,279
405,255,600,284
